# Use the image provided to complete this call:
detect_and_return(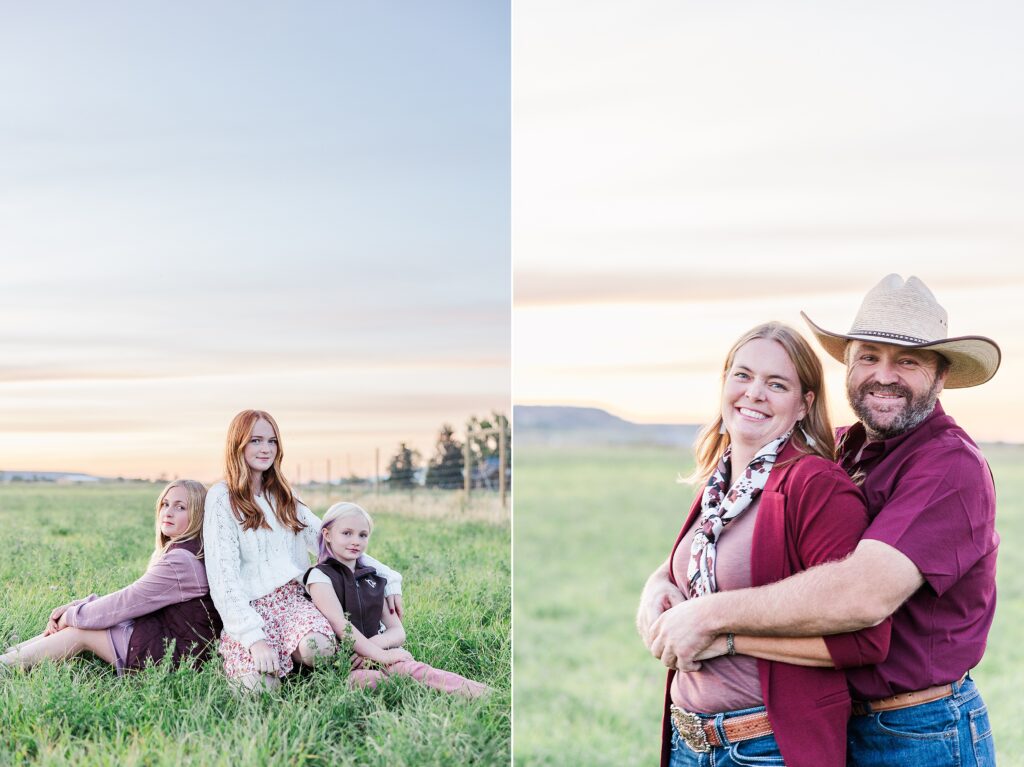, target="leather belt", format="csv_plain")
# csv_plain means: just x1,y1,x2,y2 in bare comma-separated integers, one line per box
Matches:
669,705,773,754
851,675,966,716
